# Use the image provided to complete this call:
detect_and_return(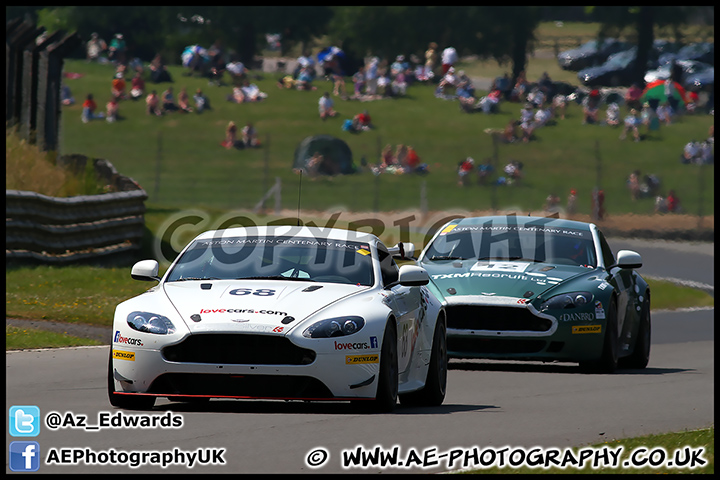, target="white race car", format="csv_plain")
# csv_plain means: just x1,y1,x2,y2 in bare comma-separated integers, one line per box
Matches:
108,226,447,412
